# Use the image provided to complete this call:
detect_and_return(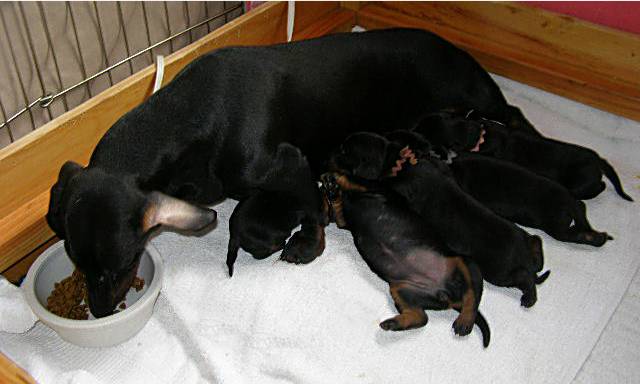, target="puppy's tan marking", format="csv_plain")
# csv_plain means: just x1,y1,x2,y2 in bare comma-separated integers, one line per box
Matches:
390,147,418,177
334,174,368,192
383,283,428,330
449,258,476,329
